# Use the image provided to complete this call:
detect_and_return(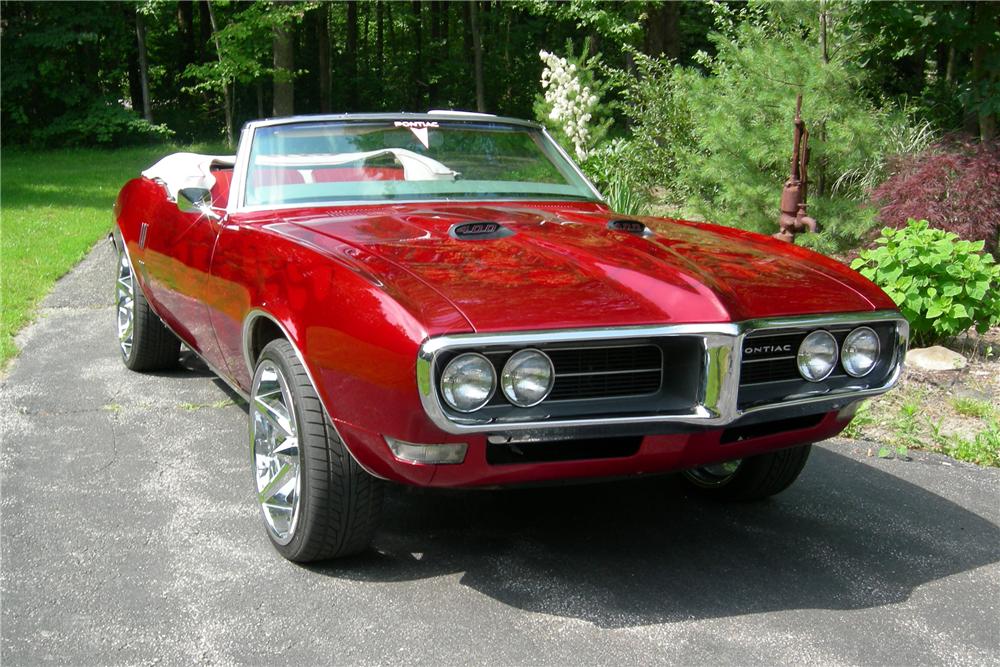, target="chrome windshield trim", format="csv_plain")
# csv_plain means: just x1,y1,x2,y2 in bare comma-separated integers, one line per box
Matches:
232,197,605,215
416,310,908,435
